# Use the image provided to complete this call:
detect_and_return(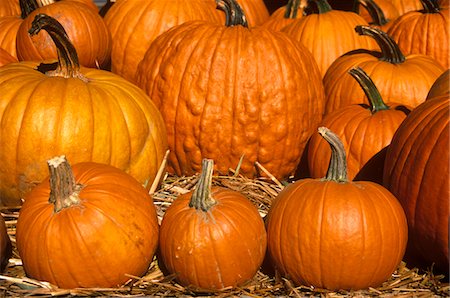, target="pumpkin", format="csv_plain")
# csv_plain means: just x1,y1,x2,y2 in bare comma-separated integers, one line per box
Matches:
16,155,160,288
383,95,449,275
236,0,271,26
0,14,168,206
0,0,20,17
387,0,449,69
281,0,378,77
356,0,400,31
308,66,410,184
0,47,17,67
159,158,267,291
265,127,408,290
390,0,422,14
16,0,112,68
261,0,305,31
0,215,12,273
323,25,445,114
37,0,99,12
427,69,449,99
135,0,324,180
103,0,223,82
